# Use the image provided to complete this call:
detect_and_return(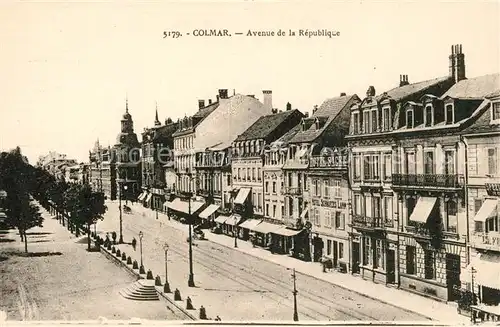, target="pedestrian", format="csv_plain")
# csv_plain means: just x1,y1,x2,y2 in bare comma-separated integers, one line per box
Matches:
132,237,137,251
214,315,221,321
